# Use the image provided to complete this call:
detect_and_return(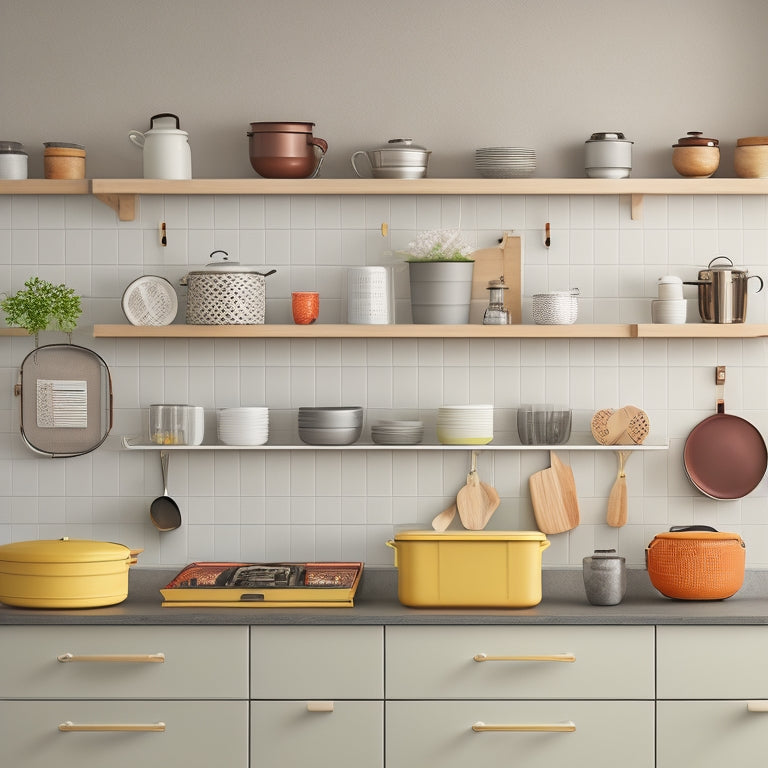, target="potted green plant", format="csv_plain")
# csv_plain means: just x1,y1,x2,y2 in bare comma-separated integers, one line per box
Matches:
401,229,475,324
1,277,82,347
